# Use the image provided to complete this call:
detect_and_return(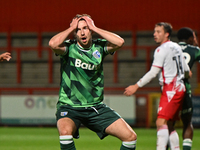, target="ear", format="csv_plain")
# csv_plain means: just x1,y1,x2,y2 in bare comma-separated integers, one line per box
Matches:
165,32,169,39
187,36,194,45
